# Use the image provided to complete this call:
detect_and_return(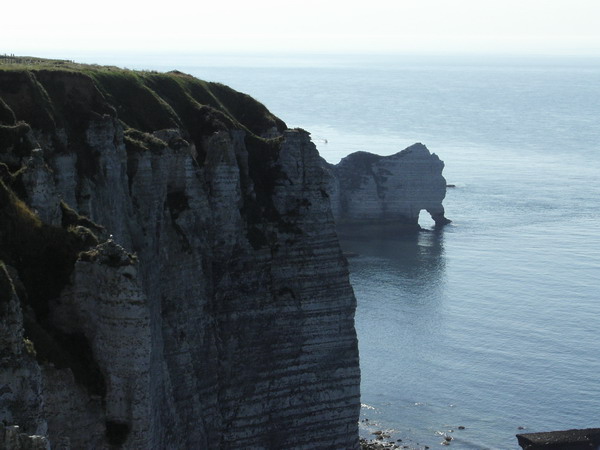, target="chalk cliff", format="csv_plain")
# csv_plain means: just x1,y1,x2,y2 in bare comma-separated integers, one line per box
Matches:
325,143,450,230
0,61,359,449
